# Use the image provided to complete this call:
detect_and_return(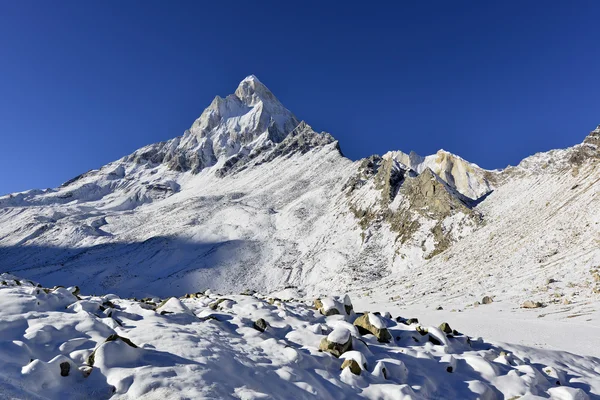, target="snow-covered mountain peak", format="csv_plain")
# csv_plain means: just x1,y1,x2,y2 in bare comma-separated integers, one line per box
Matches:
124,76,300,174
189,75,297,143
233,74,279,106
